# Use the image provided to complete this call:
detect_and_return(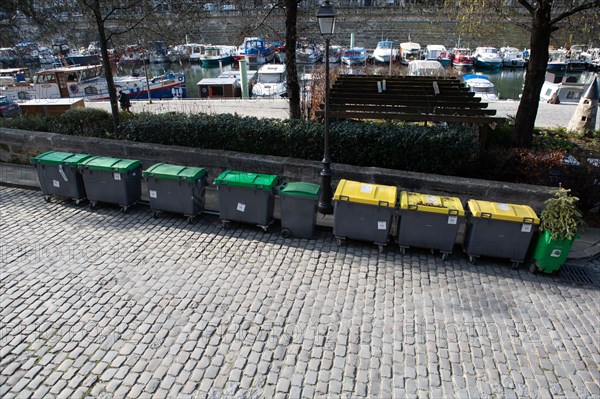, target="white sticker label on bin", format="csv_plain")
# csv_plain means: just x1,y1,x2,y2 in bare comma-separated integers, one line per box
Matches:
521,223,532,233
360,184,373,193
52,179,60,188
237,202,246,212
448,216,458,225
377,221,387,230
113,172,122,181
426,195,439,205
551,249,562,258
58,165,68,181
149,190,157,199
497,203,510,211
